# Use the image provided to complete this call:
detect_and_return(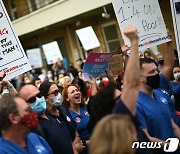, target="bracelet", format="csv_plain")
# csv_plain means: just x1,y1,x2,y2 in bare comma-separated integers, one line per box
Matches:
7,83,13,90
